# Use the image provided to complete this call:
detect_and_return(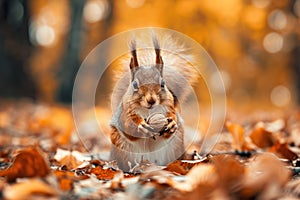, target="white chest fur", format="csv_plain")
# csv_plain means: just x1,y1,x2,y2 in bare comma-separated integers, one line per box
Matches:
110,129,184,172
